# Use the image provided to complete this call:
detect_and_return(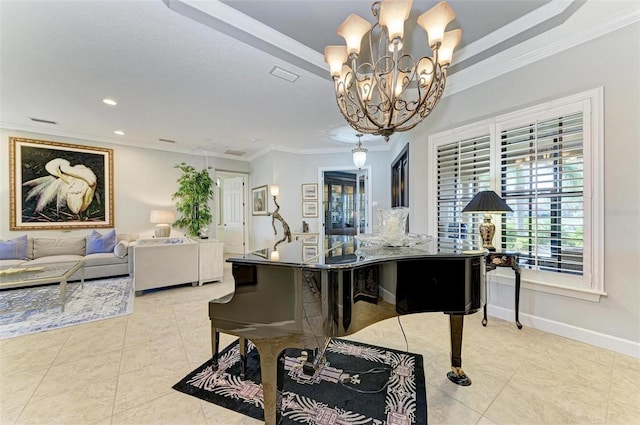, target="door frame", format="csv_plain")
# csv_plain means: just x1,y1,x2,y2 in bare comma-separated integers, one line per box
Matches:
317,165,372,251
214,170,249,254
